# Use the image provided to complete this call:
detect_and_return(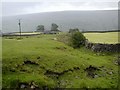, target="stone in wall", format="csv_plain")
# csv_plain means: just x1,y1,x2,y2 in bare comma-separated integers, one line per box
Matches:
85,40,120,52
